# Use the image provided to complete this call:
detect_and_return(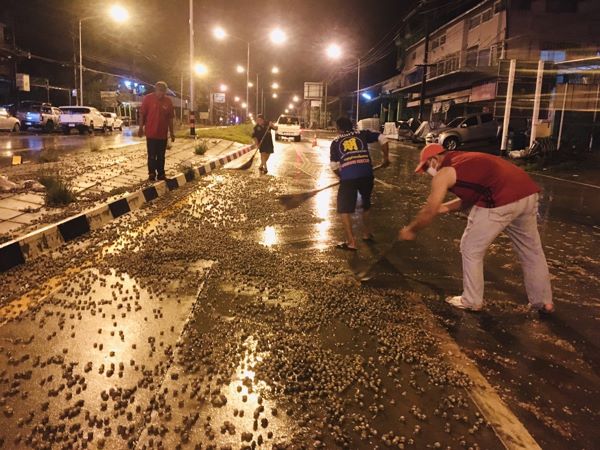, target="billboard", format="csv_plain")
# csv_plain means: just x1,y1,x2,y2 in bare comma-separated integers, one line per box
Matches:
16,73,30,92
213,93,226,103
304,82,323,100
